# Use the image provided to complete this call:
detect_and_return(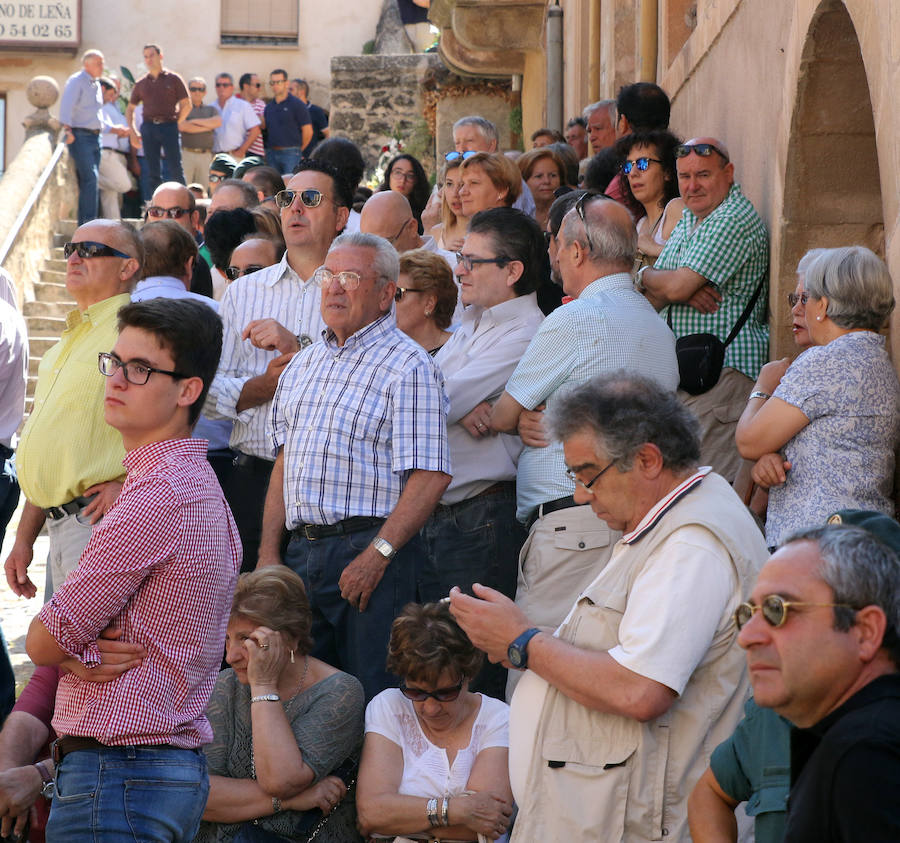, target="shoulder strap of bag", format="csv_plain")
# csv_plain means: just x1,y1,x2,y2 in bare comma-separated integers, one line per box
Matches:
665,276,766,346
